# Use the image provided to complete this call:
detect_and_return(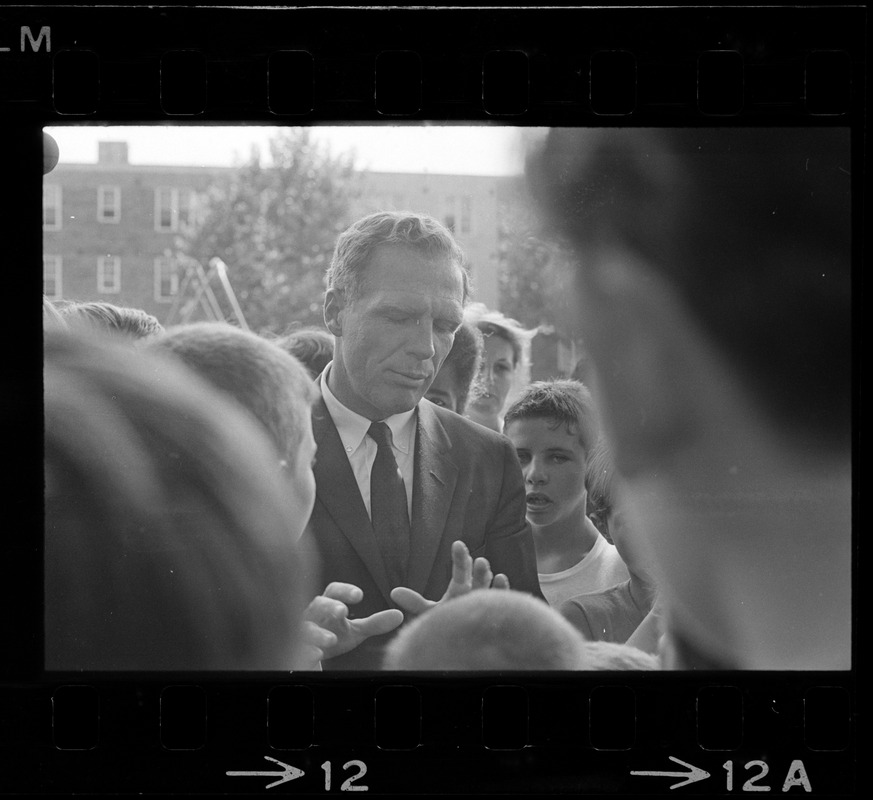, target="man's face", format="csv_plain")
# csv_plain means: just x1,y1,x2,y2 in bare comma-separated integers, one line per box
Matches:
327,244,465,420
504,416,588,530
